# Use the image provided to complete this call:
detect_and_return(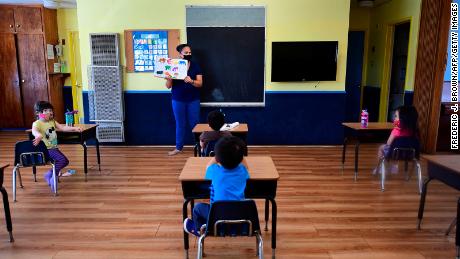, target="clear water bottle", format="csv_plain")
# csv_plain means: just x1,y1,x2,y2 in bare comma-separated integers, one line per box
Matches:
361,109,369,128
